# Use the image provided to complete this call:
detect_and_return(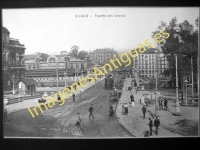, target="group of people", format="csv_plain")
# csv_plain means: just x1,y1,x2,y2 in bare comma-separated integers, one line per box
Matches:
76,104,95,128
147,117,160,136
122,103,129,115
76,104,115,128
158,95,168,111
